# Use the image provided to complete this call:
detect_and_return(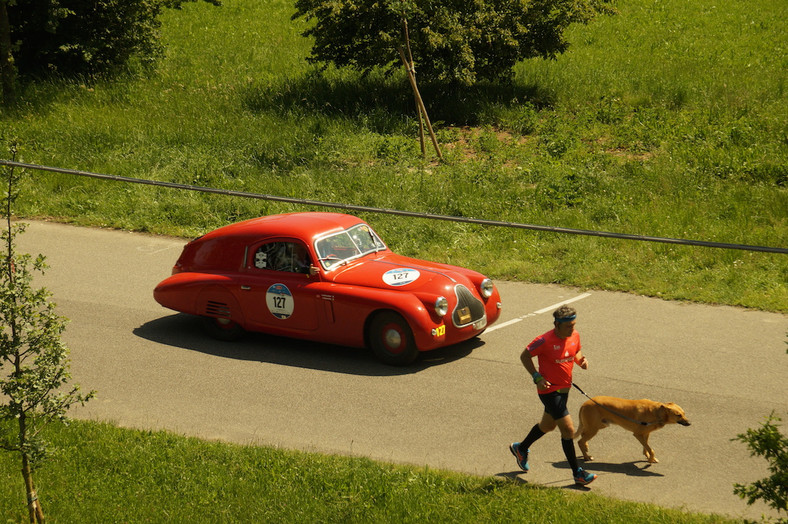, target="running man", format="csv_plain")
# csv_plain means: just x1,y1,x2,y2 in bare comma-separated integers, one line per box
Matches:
509,305,597,485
